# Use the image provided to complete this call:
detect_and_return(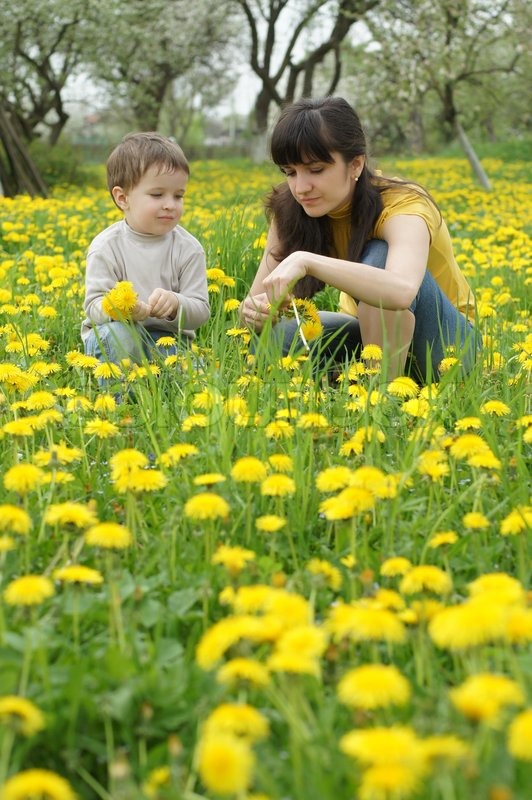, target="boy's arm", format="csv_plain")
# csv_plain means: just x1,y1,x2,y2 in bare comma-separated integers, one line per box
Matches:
166,249,210,331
